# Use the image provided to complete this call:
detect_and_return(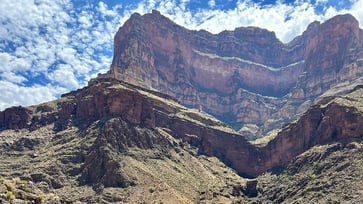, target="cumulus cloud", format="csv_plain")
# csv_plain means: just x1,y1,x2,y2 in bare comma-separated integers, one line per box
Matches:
125,0,363,43
1,0,363,110
208,0,216,8
47,64,79,89
0,0,121,110
0,81,66,111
